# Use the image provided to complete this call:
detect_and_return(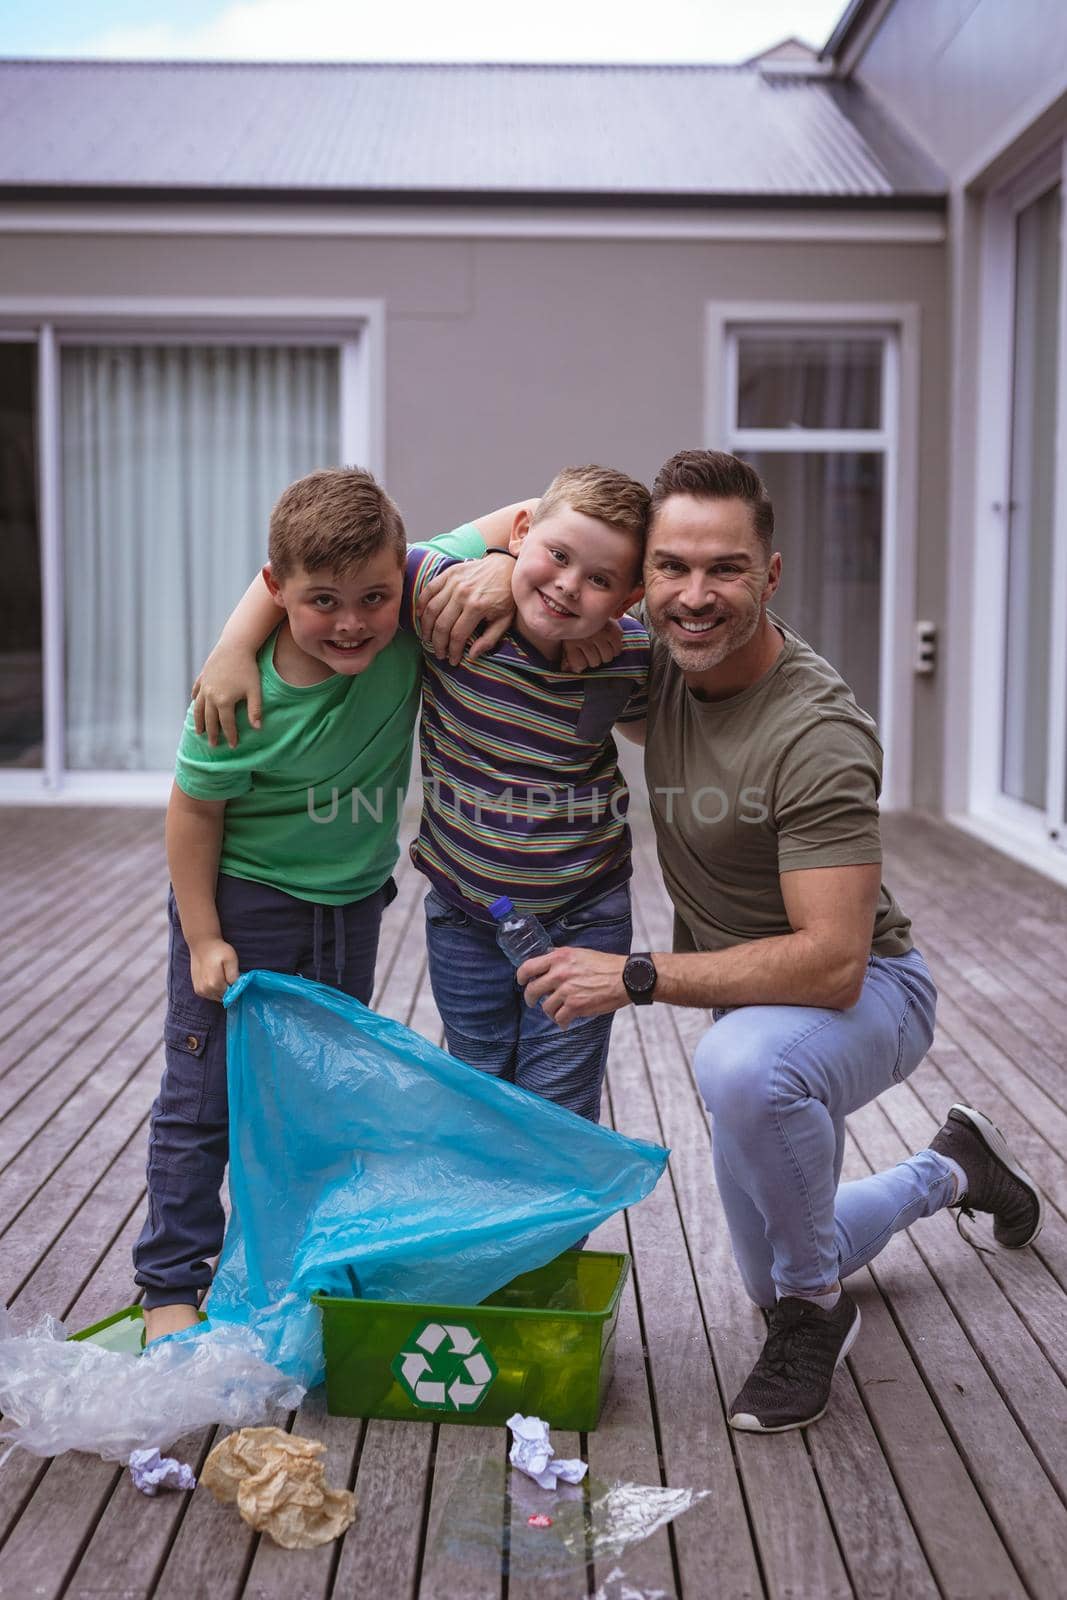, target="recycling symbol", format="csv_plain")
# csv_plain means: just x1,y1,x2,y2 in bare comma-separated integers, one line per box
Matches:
392,1320,498,1412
